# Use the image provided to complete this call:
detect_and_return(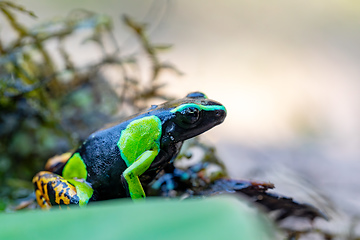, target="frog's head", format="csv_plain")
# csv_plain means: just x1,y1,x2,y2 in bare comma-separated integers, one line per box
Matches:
159,92,226,142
